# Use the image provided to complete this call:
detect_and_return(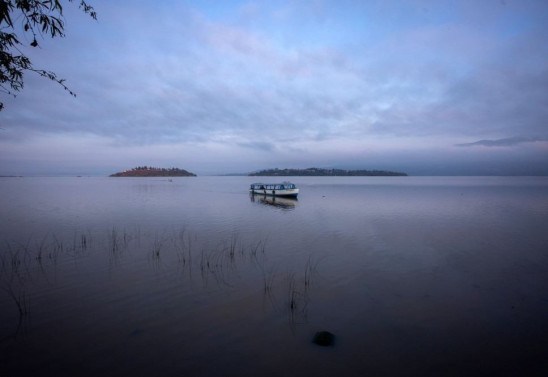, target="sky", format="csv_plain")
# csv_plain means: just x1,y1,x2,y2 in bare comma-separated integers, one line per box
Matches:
1,0,547,176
